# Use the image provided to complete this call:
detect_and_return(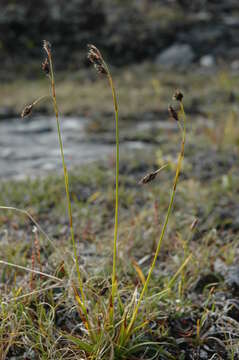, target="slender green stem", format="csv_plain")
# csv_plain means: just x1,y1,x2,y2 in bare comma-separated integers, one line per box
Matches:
47,53,84,298
125,101,186,338
109,76,119,309
44,53,97,338
103,61,119,322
